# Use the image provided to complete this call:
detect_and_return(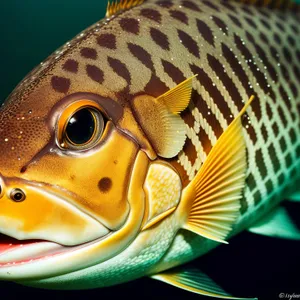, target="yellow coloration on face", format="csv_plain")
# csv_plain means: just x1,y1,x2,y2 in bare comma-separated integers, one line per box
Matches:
21,122,137,230
0,178,108,245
